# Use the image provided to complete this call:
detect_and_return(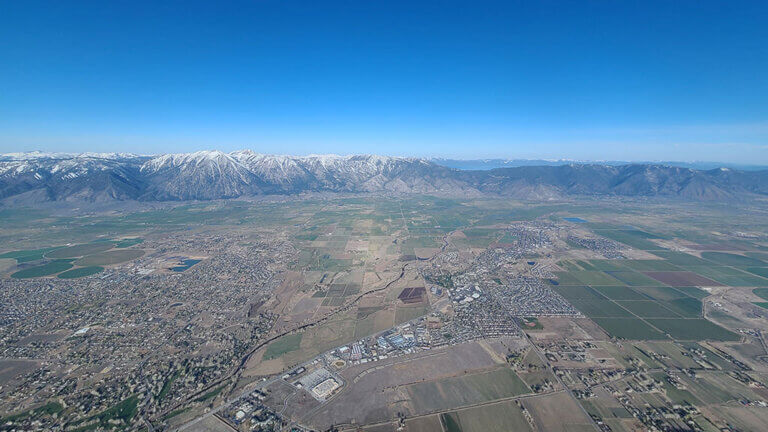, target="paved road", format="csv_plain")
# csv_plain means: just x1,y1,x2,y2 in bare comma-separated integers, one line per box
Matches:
522,331,601,431
174,264,411,429
174,376,281,432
